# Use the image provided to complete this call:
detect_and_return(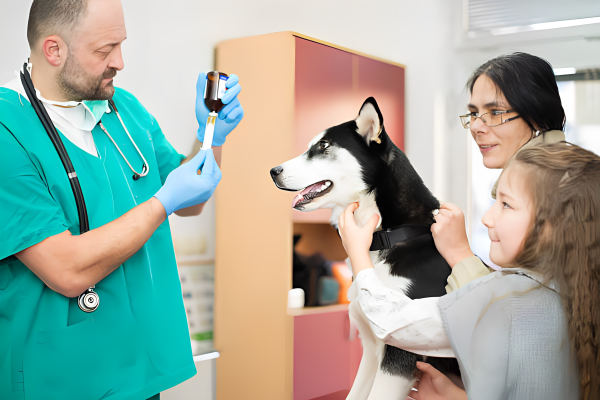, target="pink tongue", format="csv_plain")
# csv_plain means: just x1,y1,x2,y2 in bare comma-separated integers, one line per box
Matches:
292,182,322,208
